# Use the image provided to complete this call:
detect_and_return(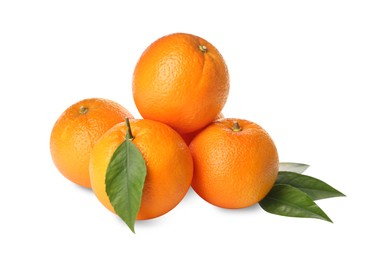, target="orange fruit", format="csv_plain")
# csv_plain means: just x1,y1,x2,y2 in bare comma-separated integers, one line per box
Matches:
181,112,224,145
90,119,193,220
132,32,229,134
190,118,279,209
50,98,133,188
